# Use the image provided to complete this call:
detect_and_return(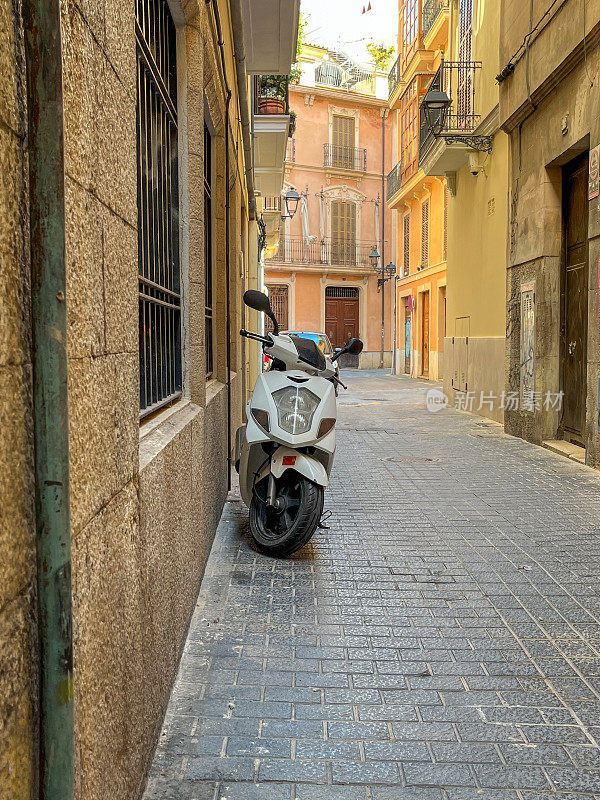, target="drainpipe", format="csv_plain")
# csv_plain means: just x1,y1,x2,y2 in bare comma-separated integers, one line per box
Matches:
380,109,387,368
23,0,74,798
230,0,256,220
